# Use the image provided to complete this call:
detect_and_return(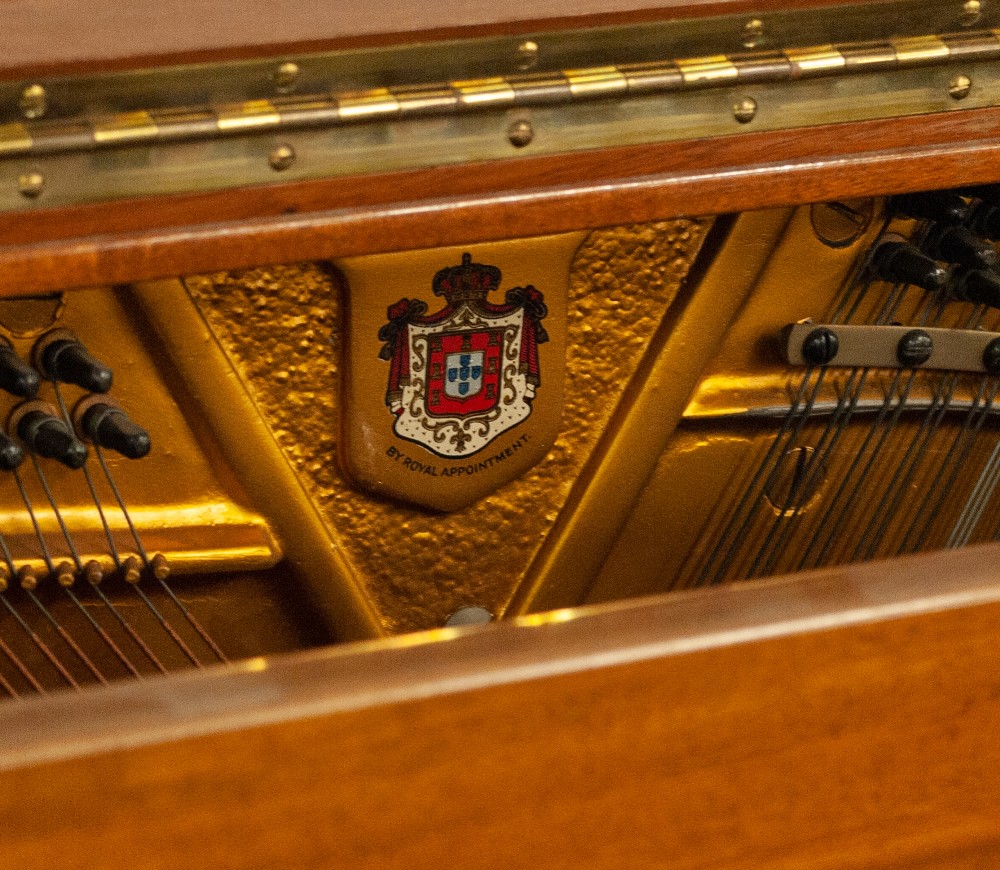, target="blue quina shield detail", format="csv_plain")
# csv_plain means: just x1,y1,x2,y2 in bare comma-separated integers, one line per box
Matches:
445,351,484,399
